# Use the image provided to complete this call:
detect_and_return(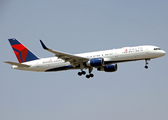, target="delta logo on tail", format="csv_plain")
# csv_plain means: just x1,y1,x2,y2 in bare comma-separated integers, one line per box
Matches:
8,38,39,63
